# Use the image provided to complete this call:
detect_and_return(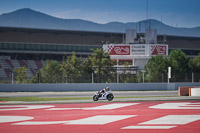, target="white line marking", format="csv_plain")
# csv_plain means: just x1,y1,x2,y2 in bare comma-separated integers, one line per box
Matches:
149,102,200,109
0,116,33,123
84,103,139,110
122,126,176,129
13,121,69,125
0,105,55,111
47,108,81,110
47,103,139,110
67,115,136,125
140,115,200,125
